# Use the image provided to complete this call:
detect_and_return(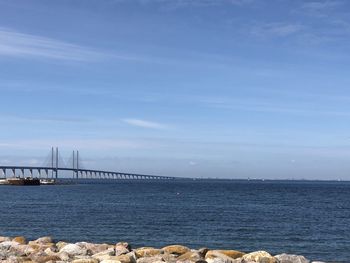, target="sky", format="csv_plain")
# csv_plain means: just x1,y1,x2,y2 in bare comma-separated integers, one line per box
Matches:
1,0,350,179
